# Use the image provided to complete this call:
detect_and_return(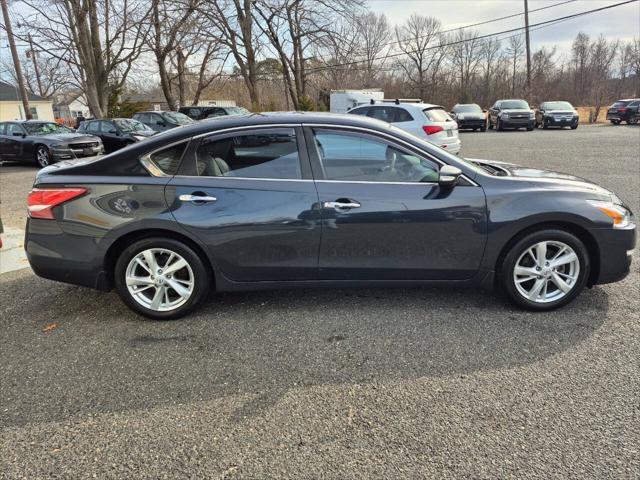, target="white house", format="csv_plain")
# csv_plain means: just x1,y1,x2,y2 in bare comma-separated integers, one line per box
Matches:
53,90,91,120
0,81,54,121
